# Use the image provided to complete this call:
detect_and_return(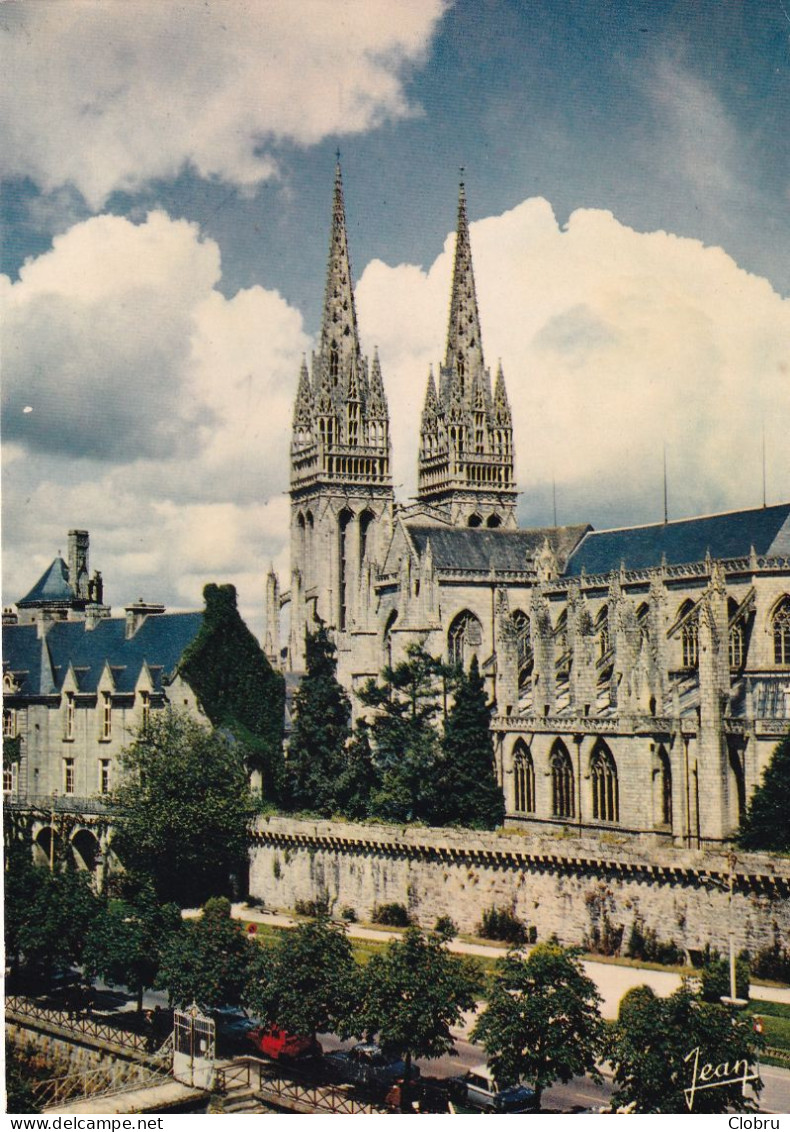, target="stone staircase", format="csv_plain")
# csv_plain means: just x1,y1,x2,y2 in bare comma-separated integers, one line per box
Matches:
215,1080,267,1113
